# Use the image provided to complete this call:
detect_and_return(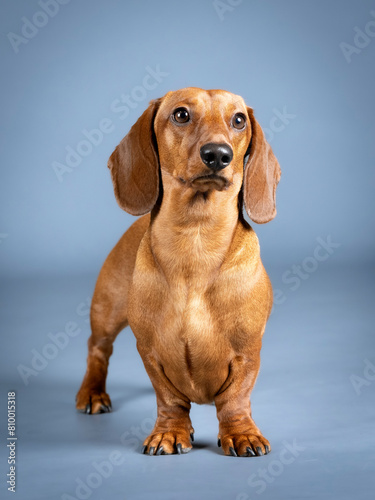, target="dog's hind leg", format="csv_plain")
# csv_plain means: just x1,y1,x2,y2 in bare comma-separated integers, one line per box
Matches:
76,215,150,414
75,273,128,414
